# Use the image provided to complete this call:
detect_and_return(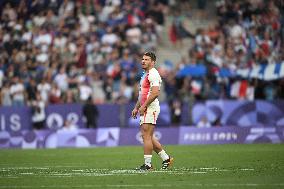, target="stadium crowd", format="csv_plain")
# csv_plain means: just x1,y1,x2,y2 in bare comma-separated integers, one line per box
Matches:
0,0,167,107
162,0,284,103
0,0,284,109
